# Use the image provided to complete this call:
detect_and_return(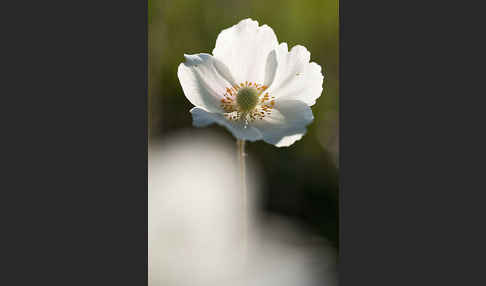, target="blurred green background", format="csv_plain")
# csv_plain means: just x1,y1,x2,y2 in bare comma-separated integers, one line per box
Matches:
149,0,339,249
